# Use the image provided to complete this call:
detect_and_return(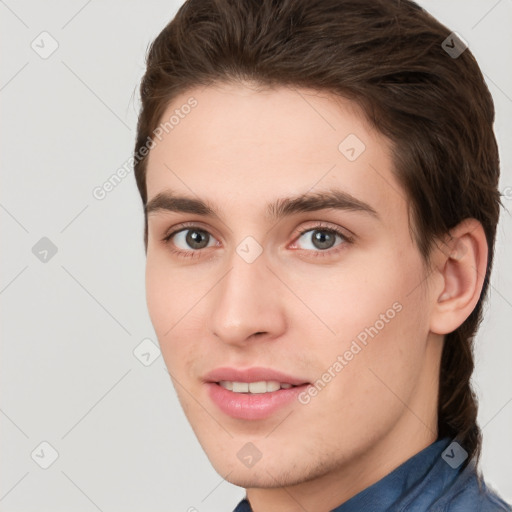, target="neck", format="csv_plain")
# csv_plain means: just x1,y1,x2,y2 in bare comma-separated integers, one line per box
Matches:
245,424,437,512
